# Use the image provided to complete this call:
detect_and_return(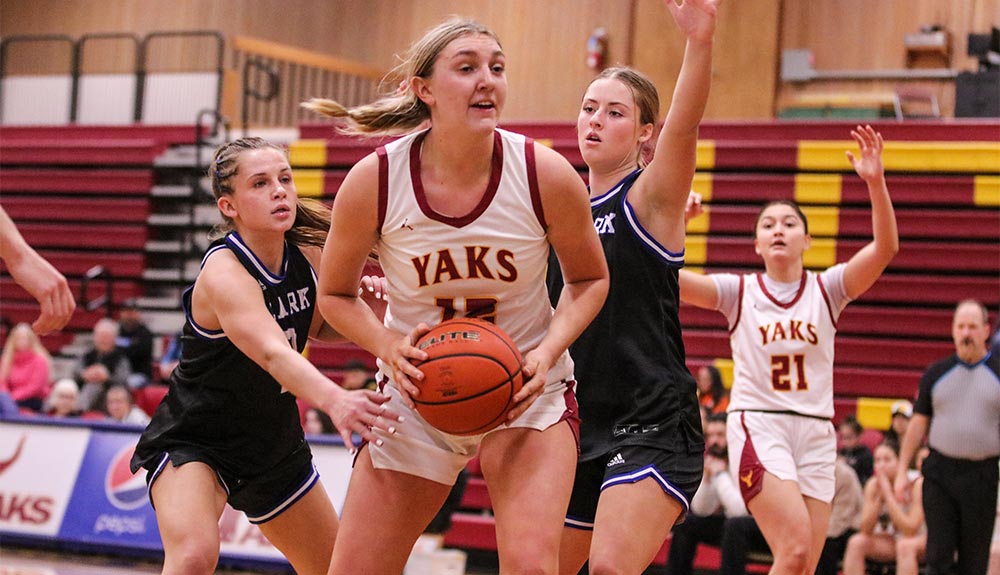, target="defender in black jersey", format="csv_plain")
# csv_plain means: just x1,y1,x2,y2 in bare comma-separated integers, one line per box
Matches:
130,138,398,575
547,2,718,573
